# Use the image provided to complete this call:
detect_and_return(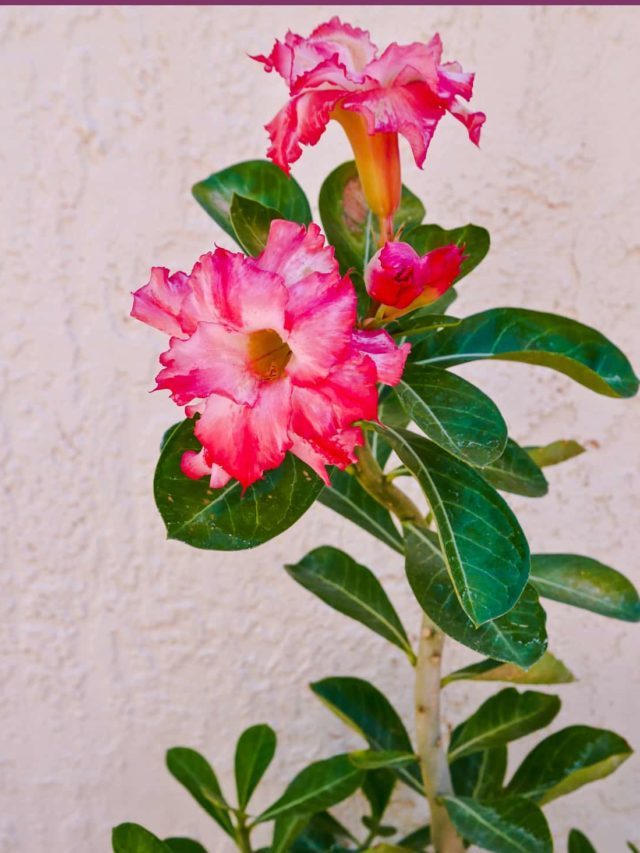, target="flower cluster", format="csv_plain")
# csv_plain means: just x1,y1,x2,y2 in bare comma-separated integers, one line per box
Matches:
133,18,480,491
132,221,409,489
